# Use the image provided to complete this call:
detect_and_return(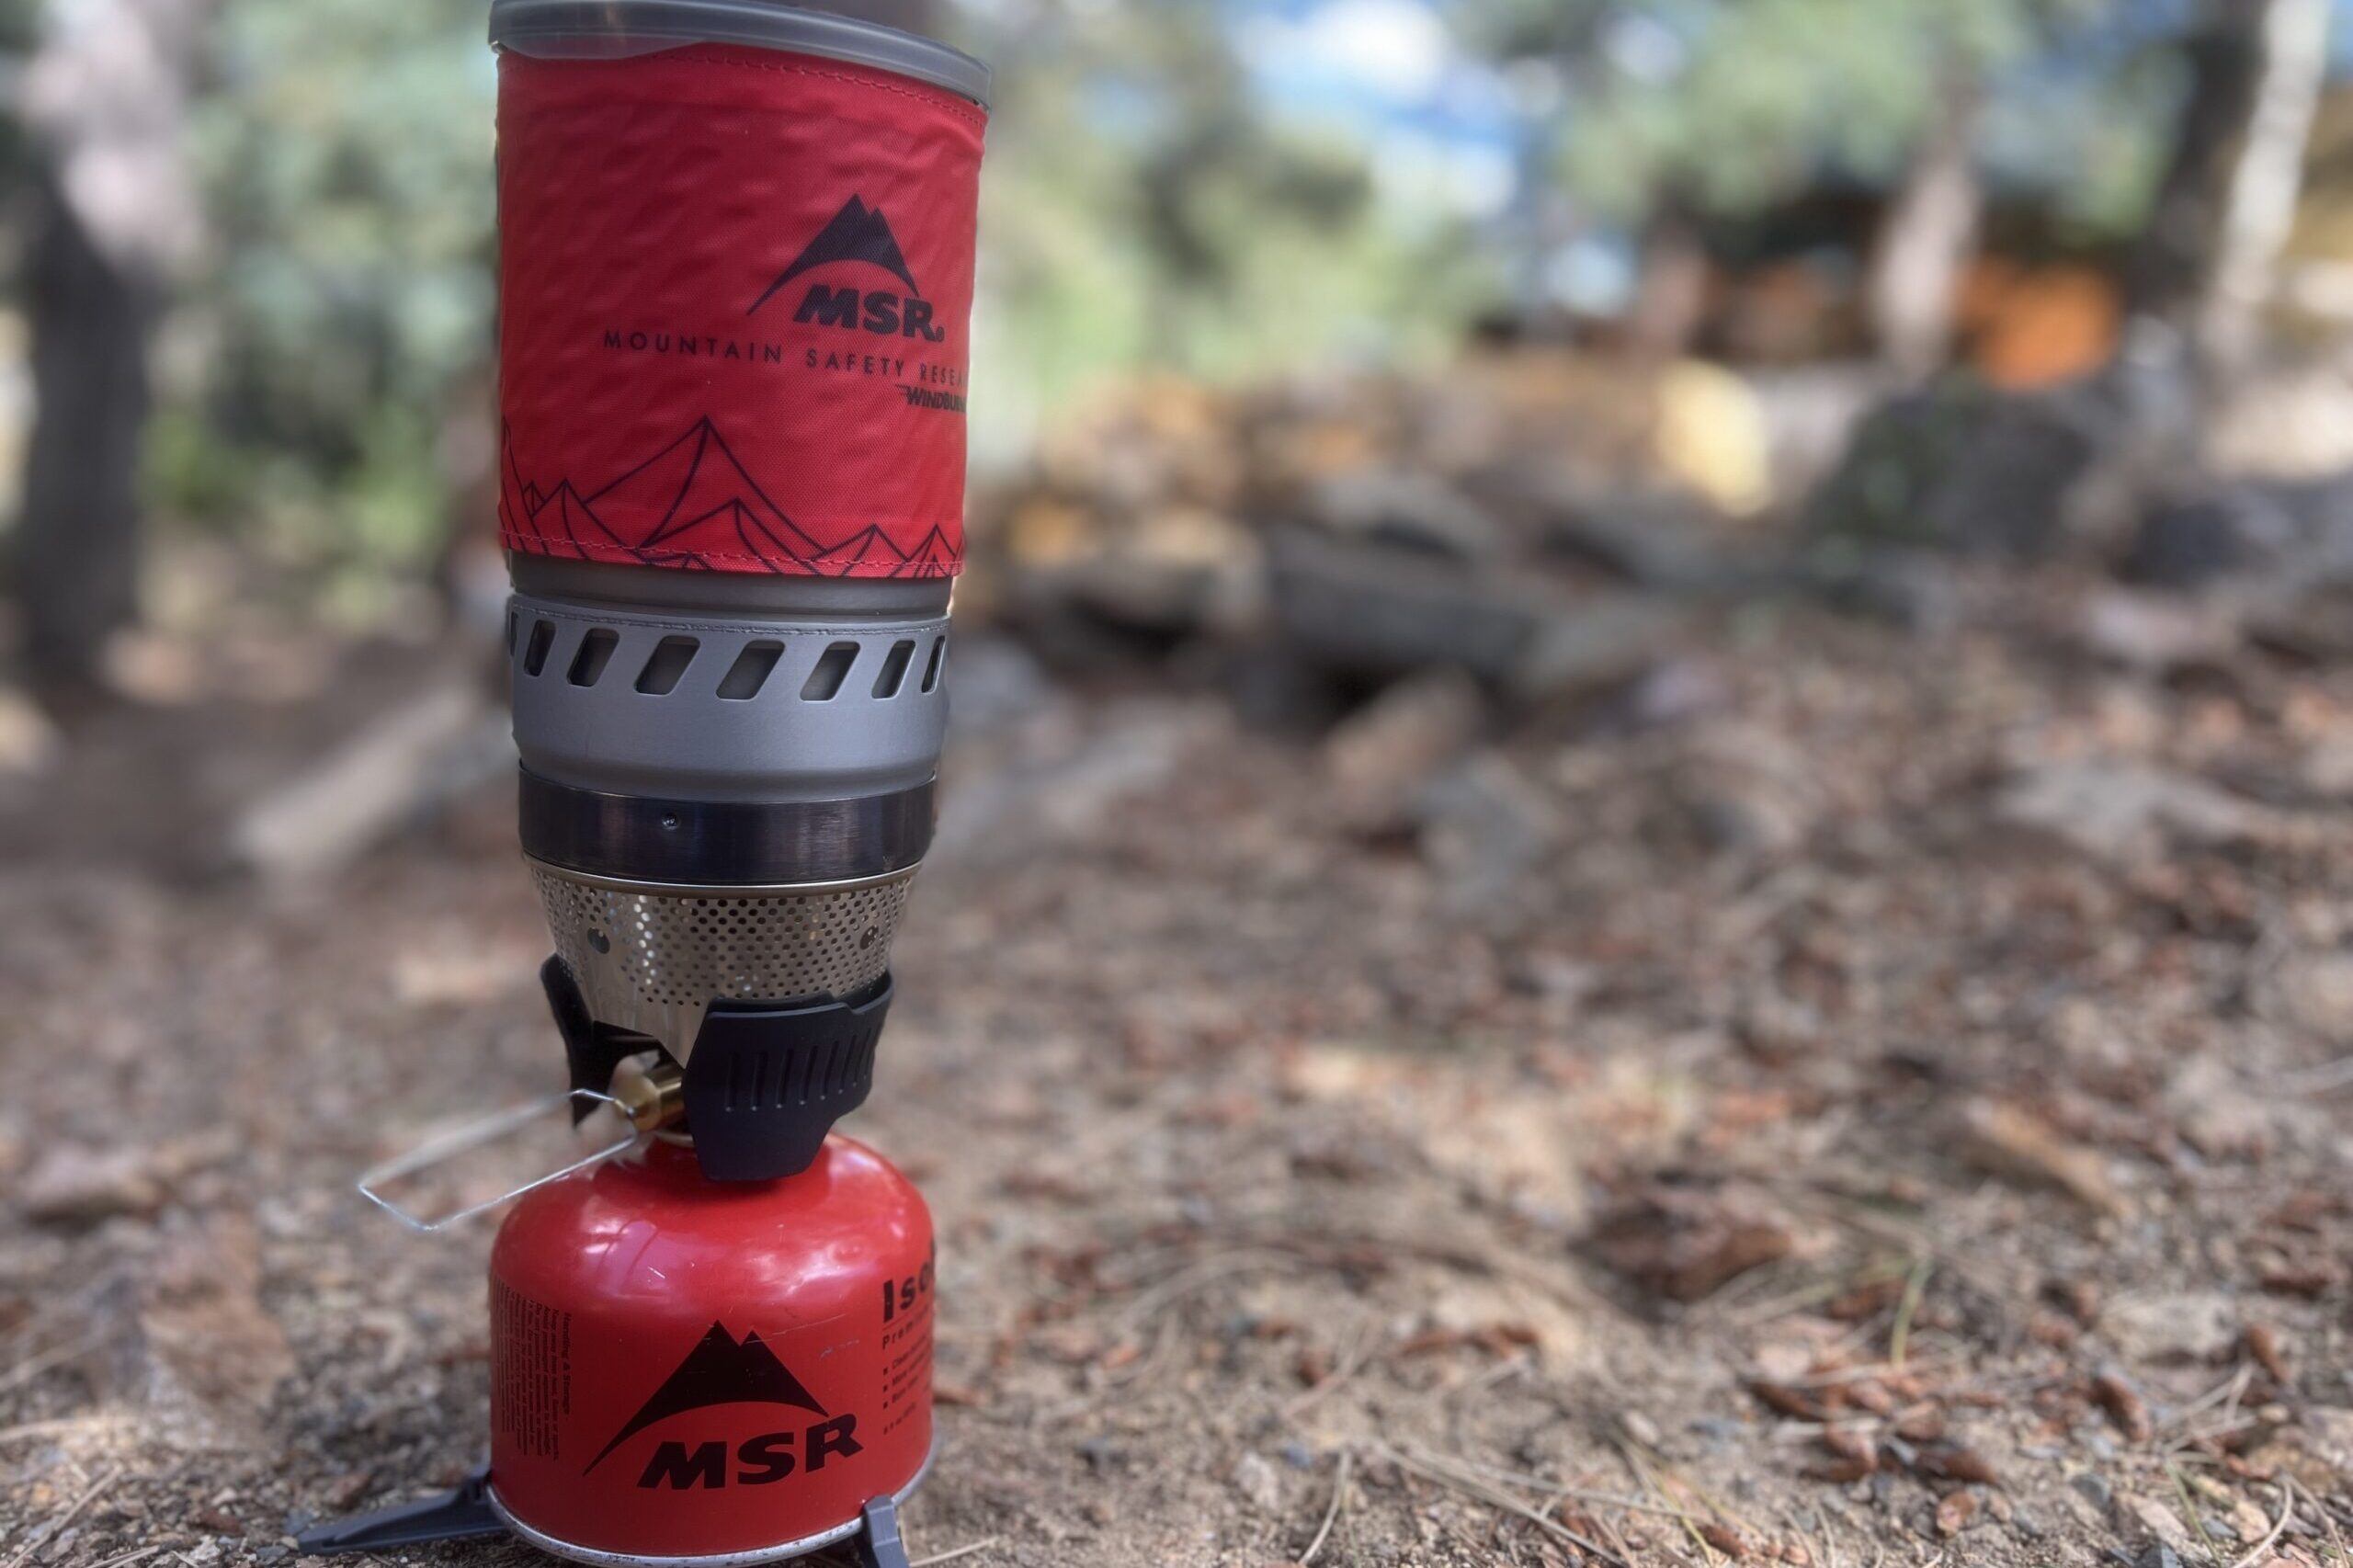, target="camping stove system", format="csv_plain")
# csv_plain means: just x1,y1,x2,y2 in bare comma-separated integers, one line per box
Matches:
299,6,987,1564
